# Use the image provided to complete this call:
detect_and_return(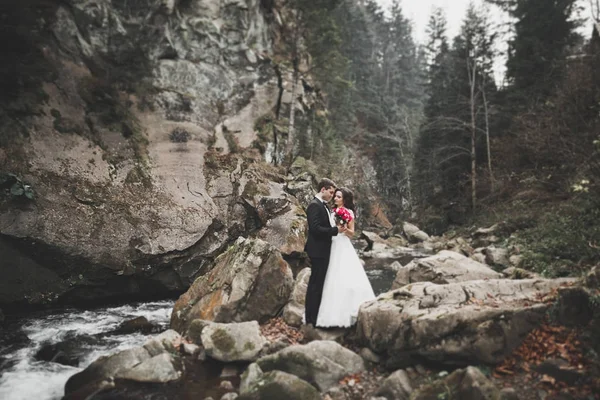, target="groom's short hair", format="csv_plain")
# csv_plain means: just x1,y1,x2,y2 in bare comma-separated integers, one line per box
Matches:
318,178,336,191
